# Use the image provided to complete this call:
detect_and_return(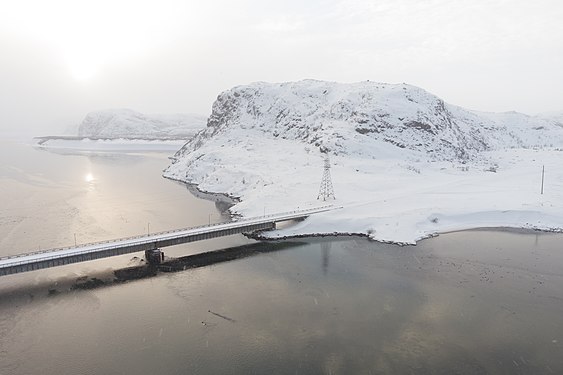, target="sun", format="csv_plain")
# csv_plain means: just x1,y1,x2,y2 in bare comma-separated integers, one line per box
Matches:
67,54,99,82
70,63,97,82
2,1,194,83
